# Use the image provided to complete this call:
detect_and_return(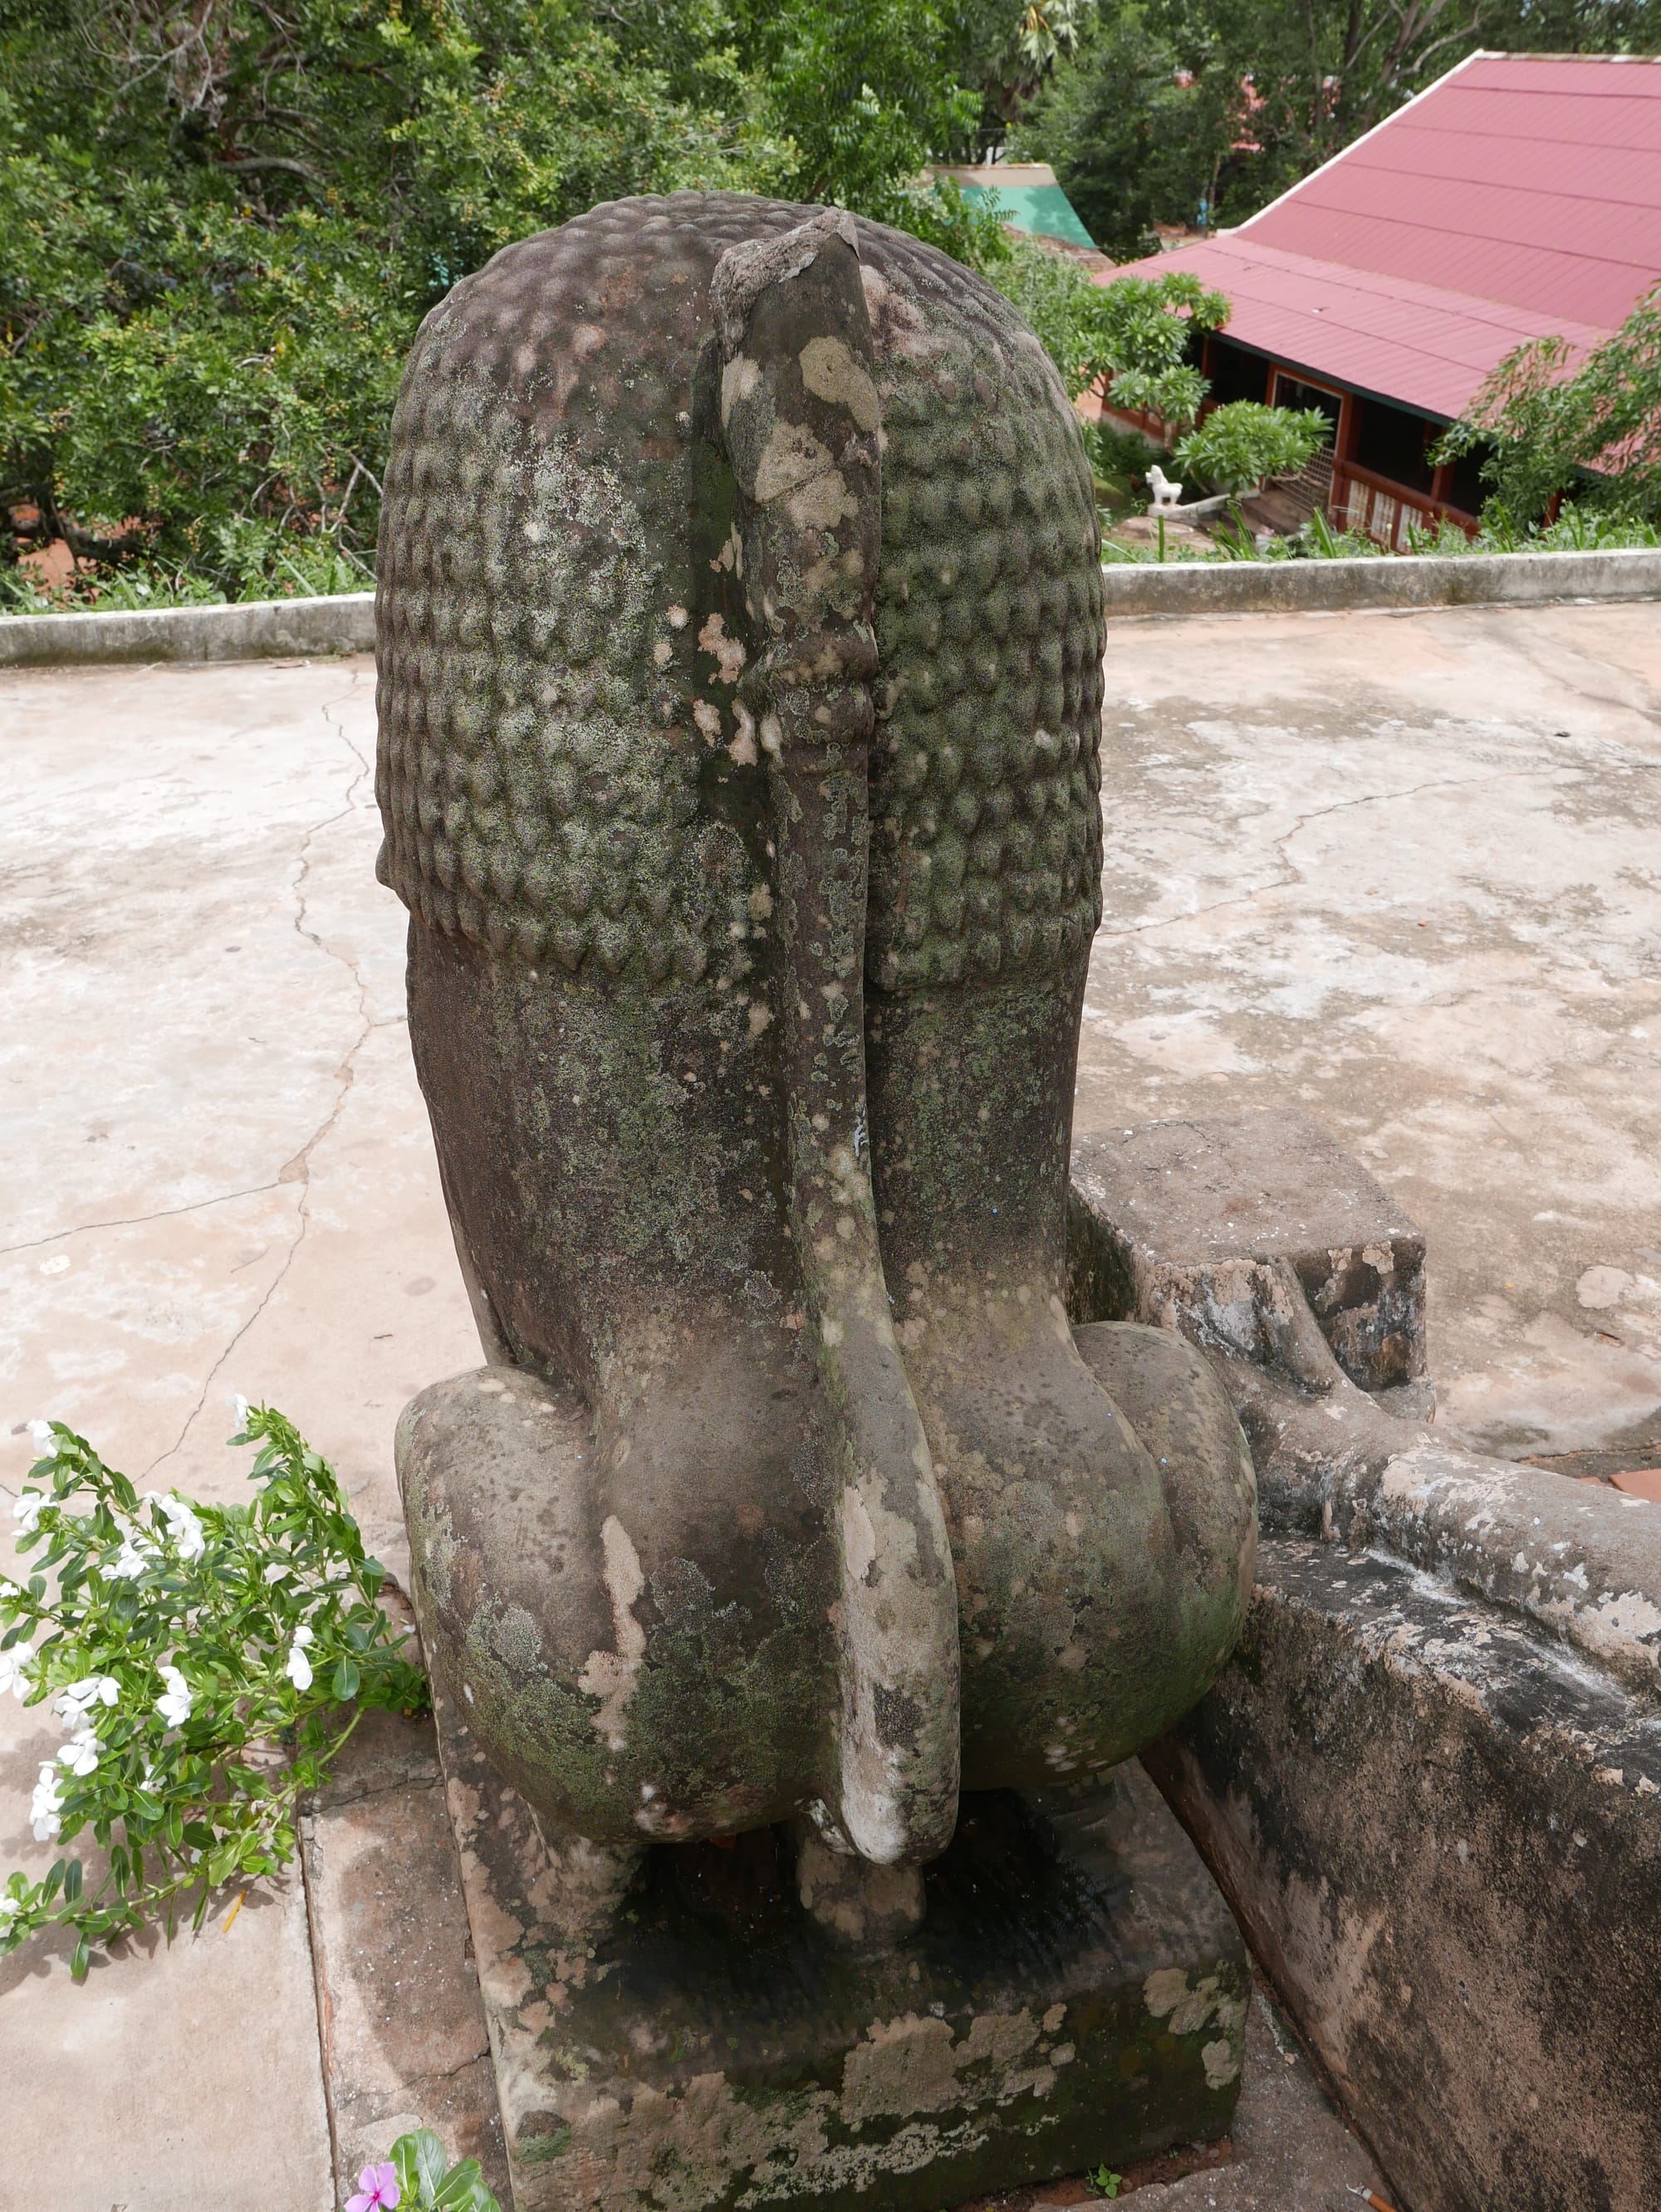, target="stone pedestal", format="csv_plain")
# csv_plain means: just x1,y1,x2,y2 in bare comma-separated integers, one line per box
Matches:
433,1685,1247,2212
